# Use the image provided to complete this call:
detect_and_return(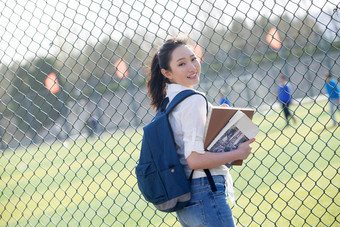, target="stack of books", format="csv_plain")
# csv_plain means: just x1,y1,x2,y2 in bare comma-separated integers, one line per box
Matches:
204,106,259,166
